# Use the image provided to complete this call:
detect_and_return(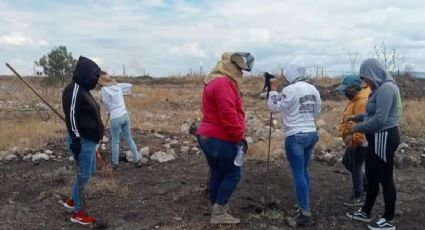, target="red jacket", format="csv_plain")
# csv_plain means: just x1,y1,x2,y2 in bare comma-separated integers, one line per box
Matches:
197,77,245,142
